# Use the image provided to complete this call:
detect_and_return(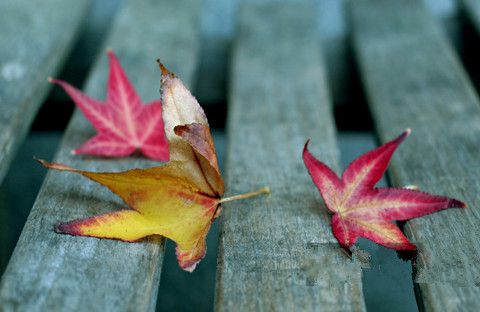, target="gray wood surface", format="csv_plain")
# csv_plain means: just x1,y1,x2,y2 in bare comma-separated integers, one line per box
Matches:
463,0,480,34
0,0,201,311
215,3,365,311
350,0,480,311
0,0,90,185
